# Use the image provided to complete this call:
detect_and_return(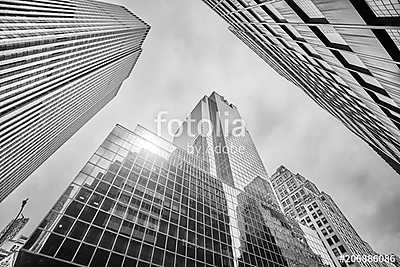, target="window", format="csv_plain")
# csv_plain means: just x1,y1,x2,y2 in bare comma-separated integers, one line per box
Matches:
84,226,102,245
338,245,347,253
69,221,89,240
333,235,340,243
317,220,323,227
56,238,79,261
321,229,328,236
327,237,333,246
99,231,116,249
73,244,95,265
90,248,110,267
54,216,74,235
295,0,325,18
322,217,328,224
40,234,63,256
332,248,340,256
387,29,400,48
366,0,400,17
327,226,334,233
